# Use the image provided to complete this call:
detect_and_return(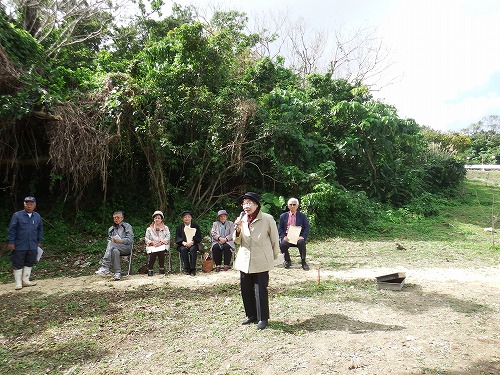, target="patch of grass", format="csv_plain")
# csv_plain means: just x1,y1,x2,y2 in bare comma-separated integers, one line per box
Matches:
467,169,500,186
273,279,375,299
0,340,108,374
